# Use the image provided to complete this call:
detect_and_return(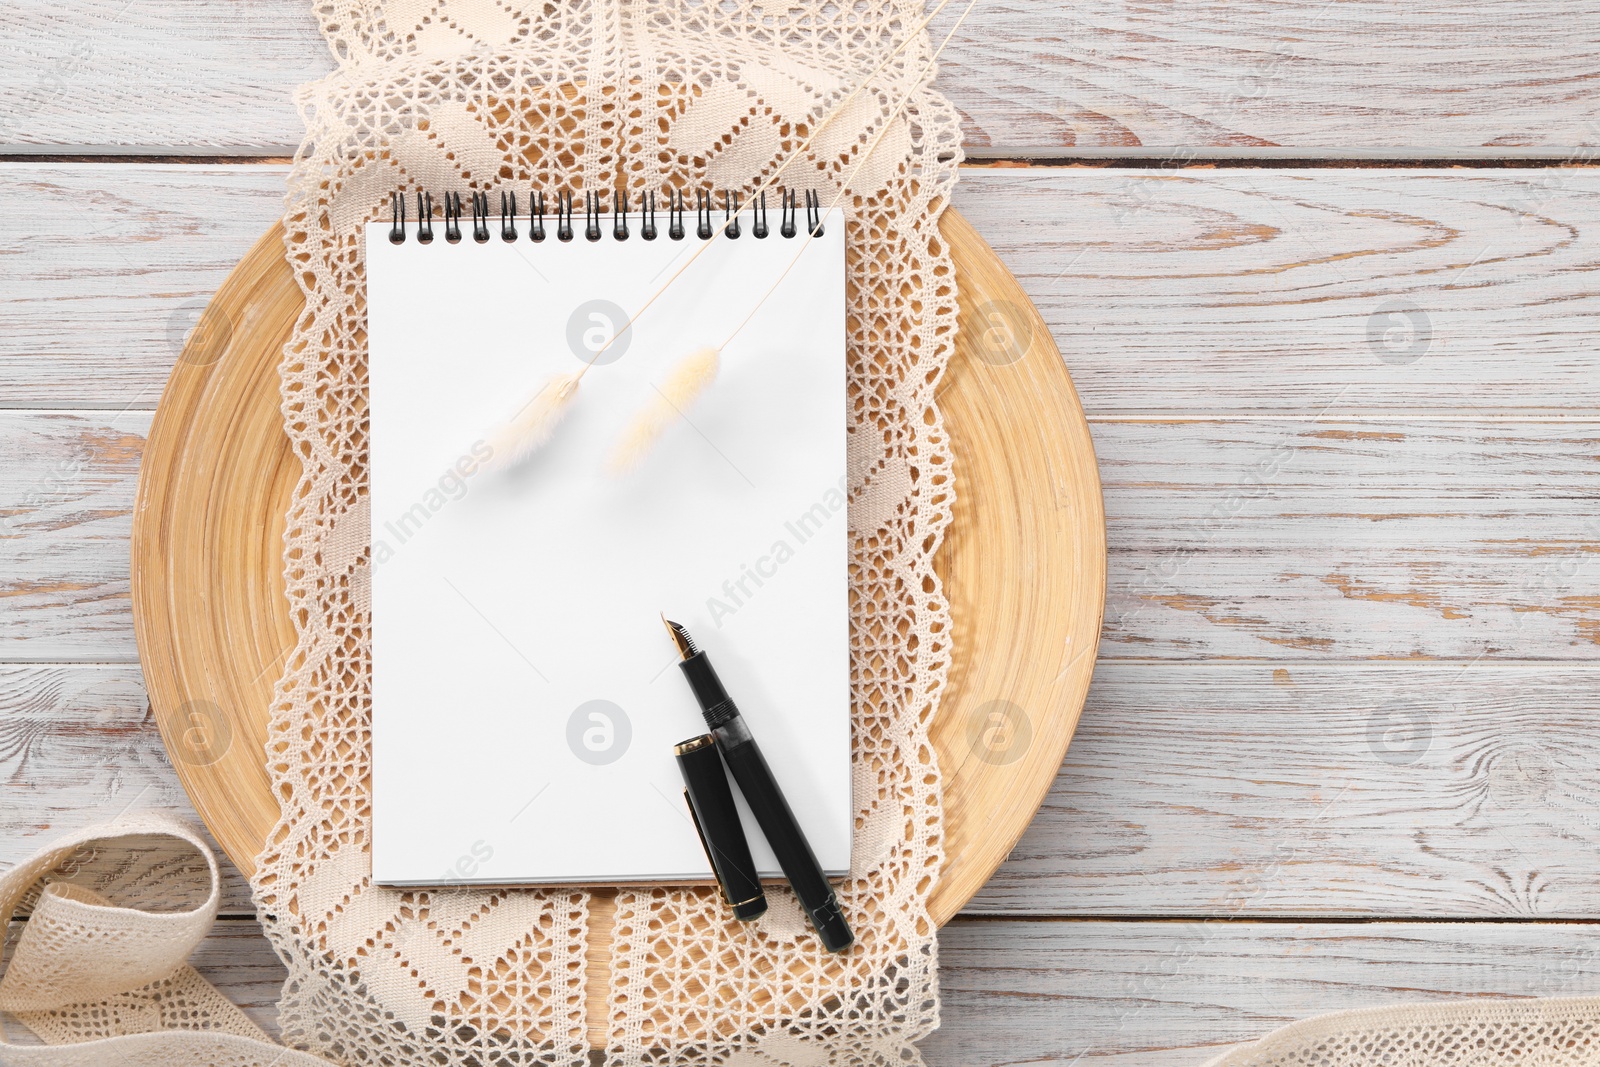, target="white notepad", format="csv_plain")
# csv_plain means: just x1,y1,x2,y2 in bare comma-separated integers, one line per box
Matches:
365,205,850,886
